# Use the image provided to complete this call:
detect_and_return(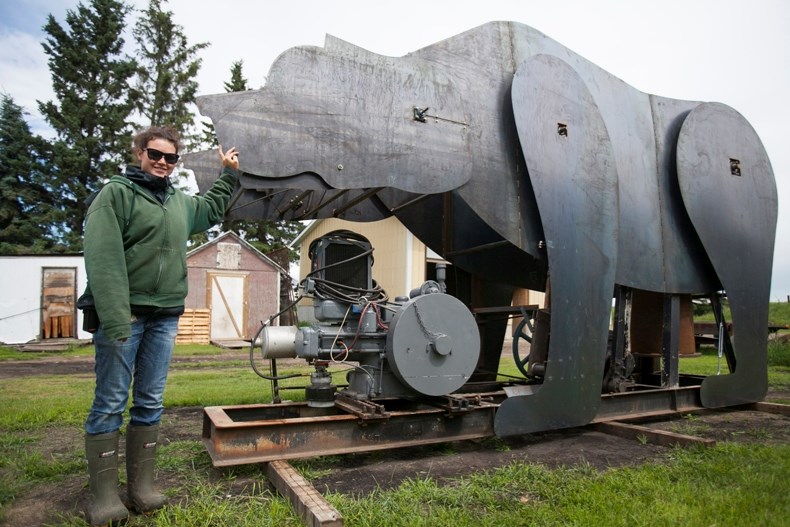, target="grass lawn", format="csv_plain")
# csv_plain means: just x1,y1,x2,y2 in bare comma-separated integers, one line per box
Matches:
329,443,789,527
0,312,789,526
